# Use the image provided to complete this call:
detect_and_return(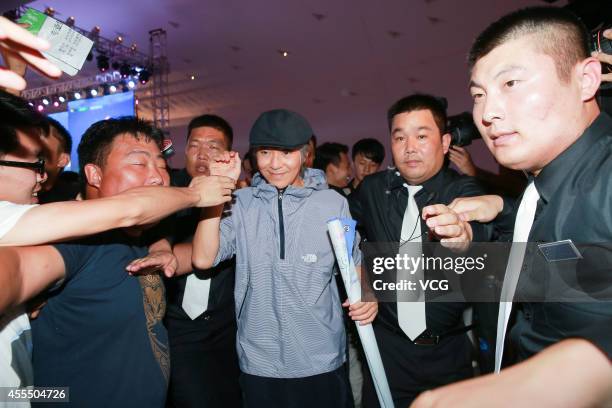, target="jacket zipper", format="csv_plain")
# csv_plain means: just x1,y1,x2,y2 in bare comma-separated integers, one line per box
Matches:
278,190,285,259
